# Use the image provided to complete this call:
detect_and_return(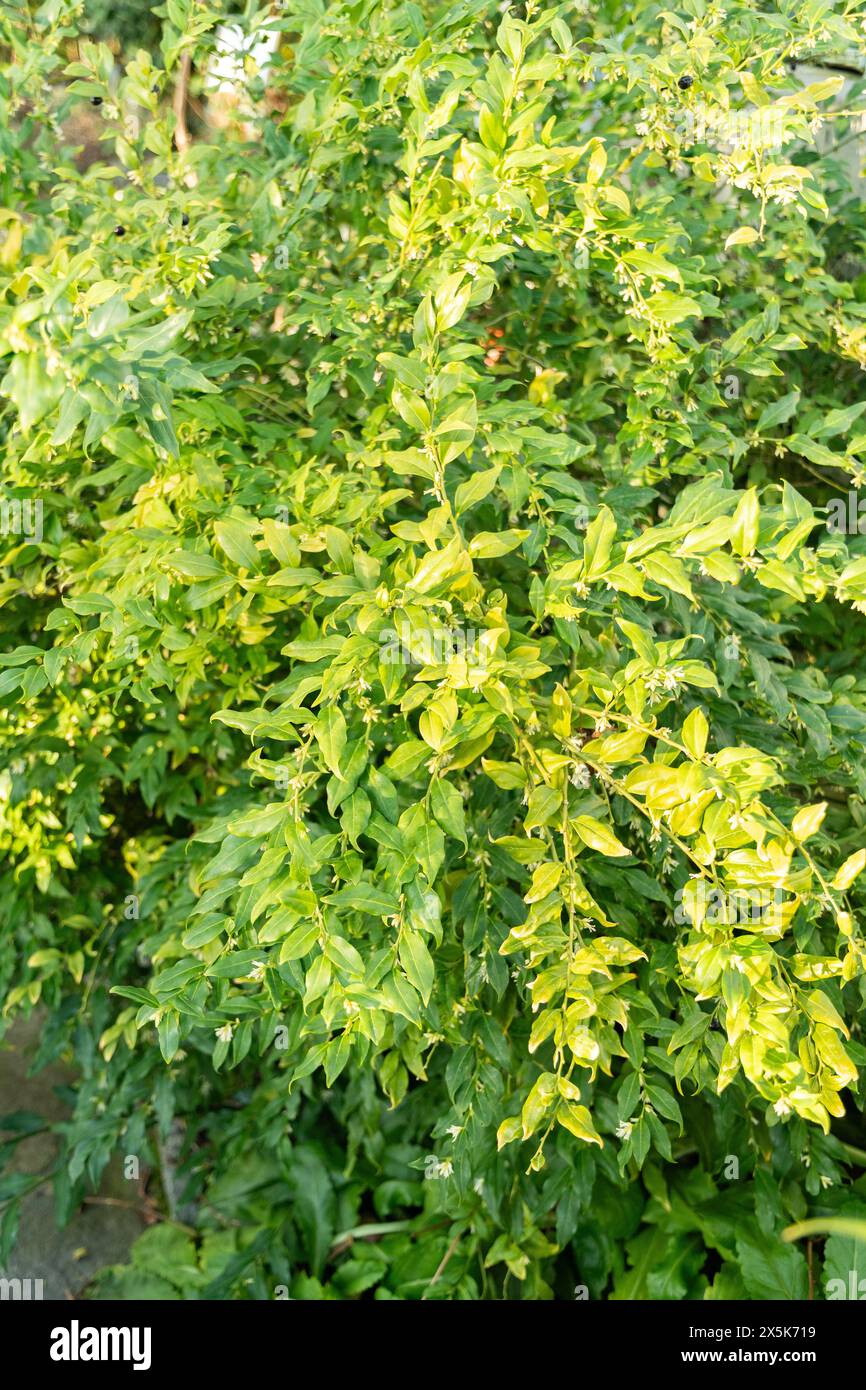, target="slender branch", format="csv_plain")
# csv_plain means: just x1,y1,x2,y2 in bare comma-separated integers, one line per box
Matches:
422,1229,463,1299
174,51,192,153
